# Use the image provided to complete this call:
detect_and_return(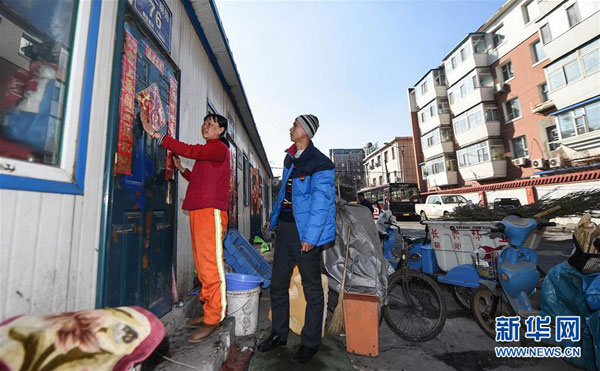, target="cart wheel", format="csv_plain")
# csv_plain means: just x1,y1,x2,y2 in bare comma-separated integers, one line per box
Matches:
452,286,473,311
420,211,428,221
470,286,514,339
384,270,446,342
